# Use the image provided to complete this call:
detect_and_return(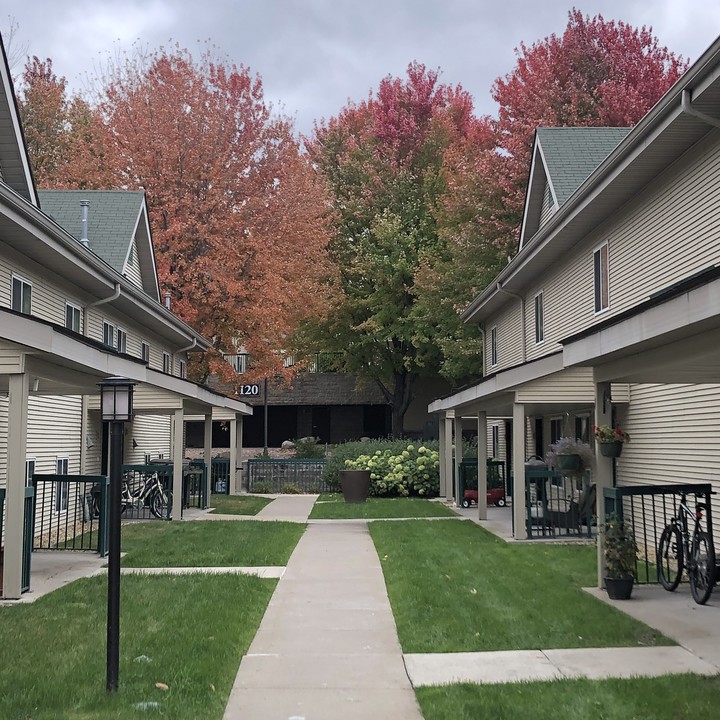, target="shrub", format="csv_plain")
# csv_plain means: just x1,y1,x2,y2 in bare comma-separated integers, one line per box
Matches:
282,482,303,494
326,439,440,498
252,480,273,493
293,436,326,458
